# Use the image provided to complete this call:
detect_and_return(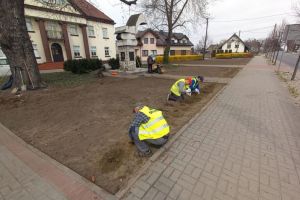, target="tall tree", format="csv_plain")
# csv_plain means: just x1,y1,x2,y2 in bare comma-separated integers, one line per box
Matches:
140,0,209,63
0,0,42,90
